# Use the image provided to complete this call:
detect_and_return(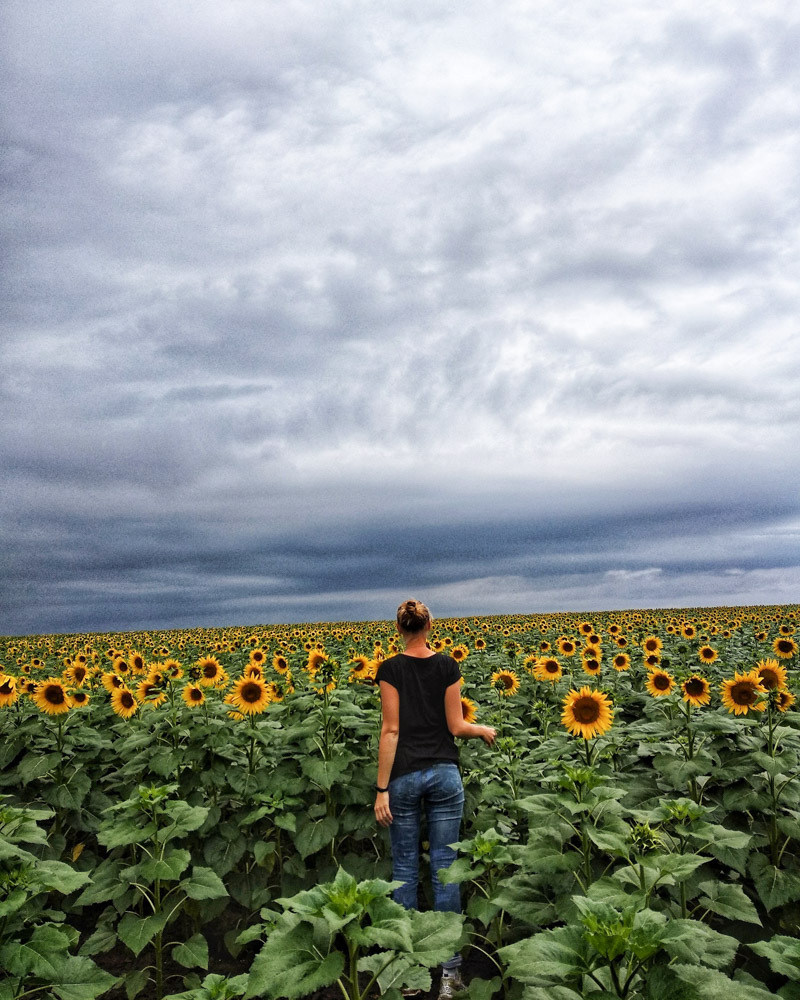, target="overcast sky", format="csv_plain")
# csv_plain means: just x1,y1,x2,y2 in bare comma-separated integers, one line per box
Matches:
2,0,799,637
